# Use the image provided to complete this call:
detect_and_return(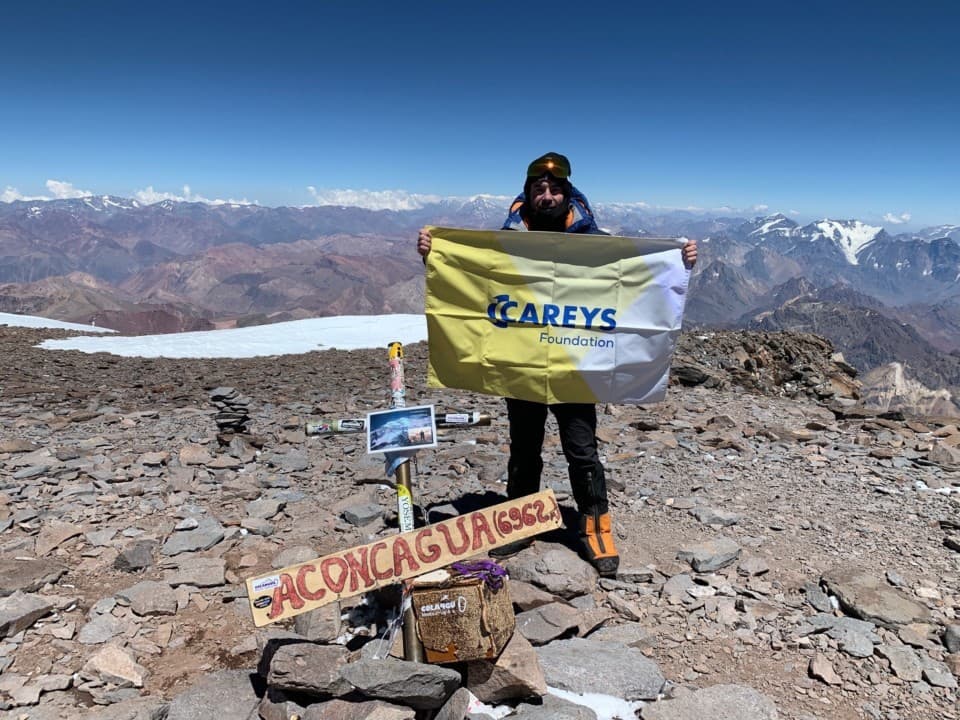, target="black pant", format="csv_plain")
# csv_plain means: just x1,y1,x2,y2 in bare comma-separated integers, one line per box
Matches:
505,398,608,515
